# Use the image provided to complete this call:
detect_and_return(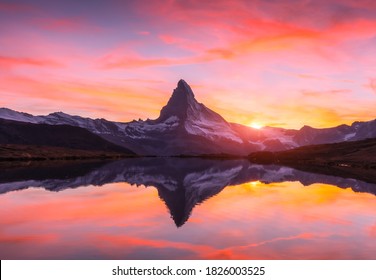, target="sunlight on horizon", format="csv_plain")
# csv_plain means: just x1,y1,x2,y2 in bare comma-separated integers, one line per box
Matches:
249,122,263,129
